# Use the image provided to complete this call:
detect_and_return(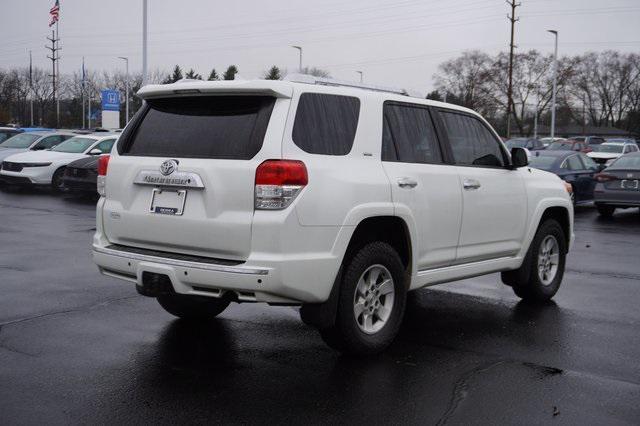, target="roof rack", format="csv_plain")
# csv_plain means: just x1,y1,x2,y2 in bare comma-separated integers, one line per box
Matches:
284,73,418,97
